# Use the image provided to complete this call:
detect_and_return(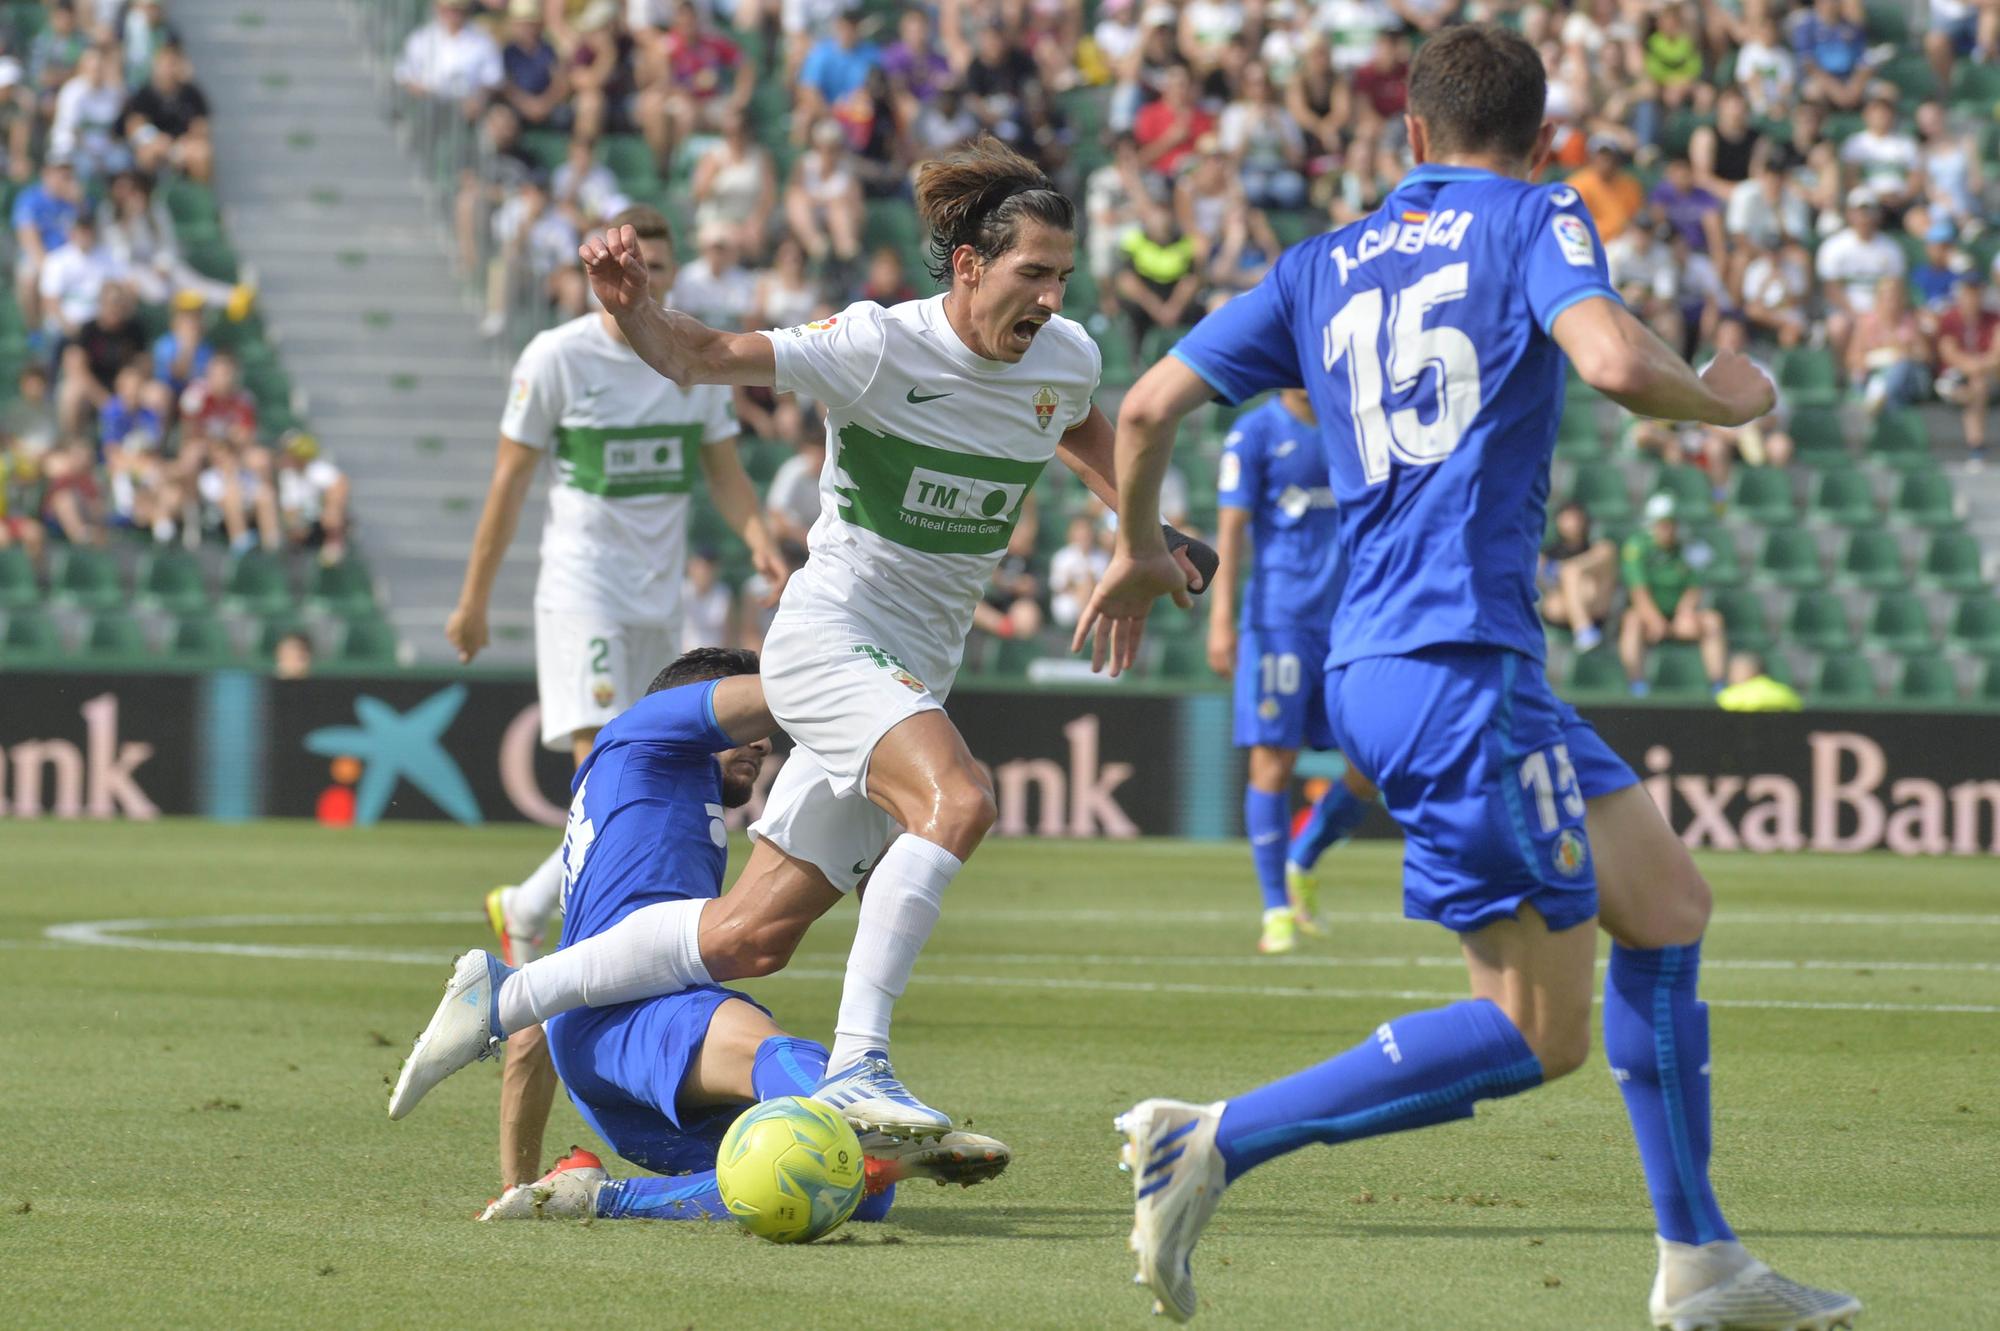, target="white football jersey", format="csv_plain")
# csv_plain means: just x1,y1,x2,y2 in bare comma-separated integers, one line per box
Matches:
502,314,739,624
760,296,1101,685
